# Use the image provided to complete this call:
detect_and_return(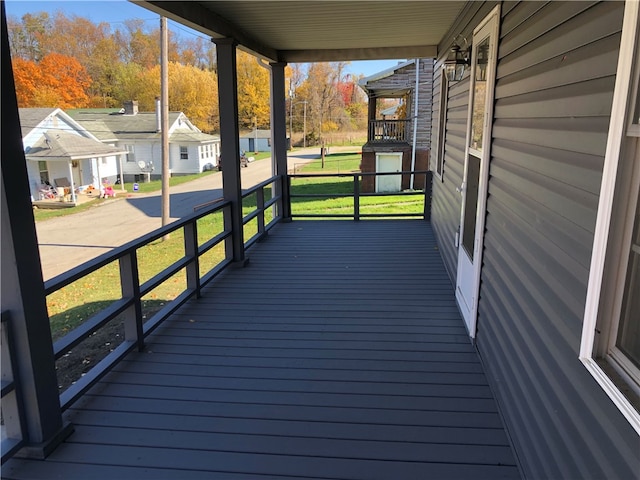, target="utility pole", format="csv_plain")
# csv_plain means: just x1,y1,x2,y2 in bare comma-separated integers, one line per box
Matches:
160,16,170,238
289,86,293,149
303,101,307,148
